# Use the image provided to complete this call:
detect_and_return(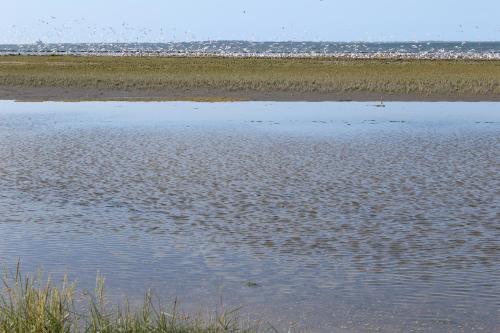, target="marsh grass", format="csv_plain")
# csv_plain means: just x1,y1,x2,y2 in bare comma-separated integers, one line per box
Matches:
0,265,270,333
0,56,498,99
